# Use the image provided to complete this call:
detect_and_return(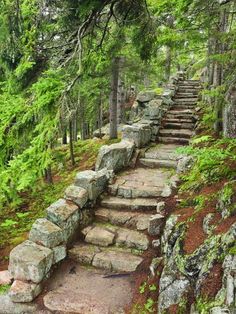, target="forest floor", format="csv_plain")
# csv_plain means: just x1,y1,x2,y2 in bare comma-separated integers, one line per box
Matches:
0,138,120,271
